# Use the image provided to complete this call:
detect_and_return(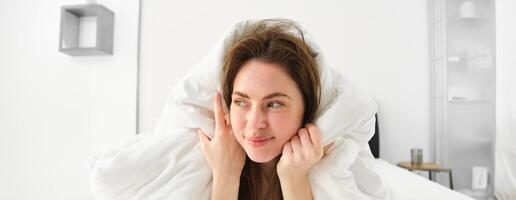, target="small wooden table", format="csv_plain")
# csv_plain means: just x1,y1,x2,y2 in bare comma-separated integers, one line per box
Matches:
397,161,454,189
